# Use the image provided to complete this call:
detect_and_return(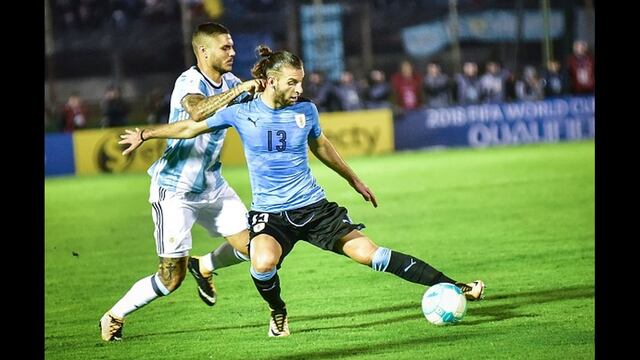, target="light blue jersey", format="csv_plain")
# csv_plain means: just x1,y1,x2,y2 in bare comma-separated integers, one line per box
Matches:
205,95,325,212
148,67,247,193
